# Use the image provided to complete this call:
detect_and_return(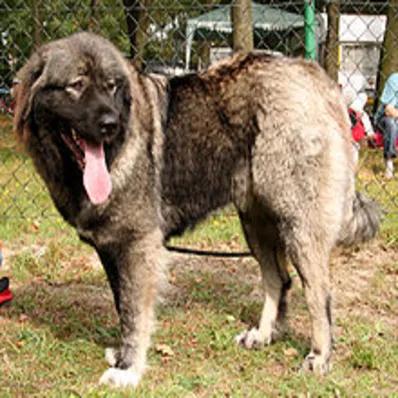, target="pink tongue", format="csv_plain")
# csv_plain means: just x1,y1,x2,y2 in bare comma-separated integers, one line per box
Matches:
83,141,112,205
